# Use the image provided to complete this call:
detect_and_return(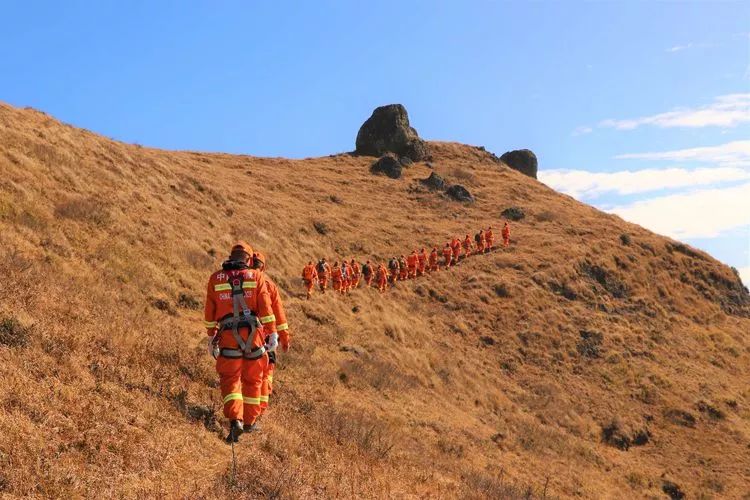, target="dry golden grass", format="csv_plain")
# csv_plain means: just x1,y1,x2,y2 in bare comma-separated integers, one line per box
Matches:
1,102,749,498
